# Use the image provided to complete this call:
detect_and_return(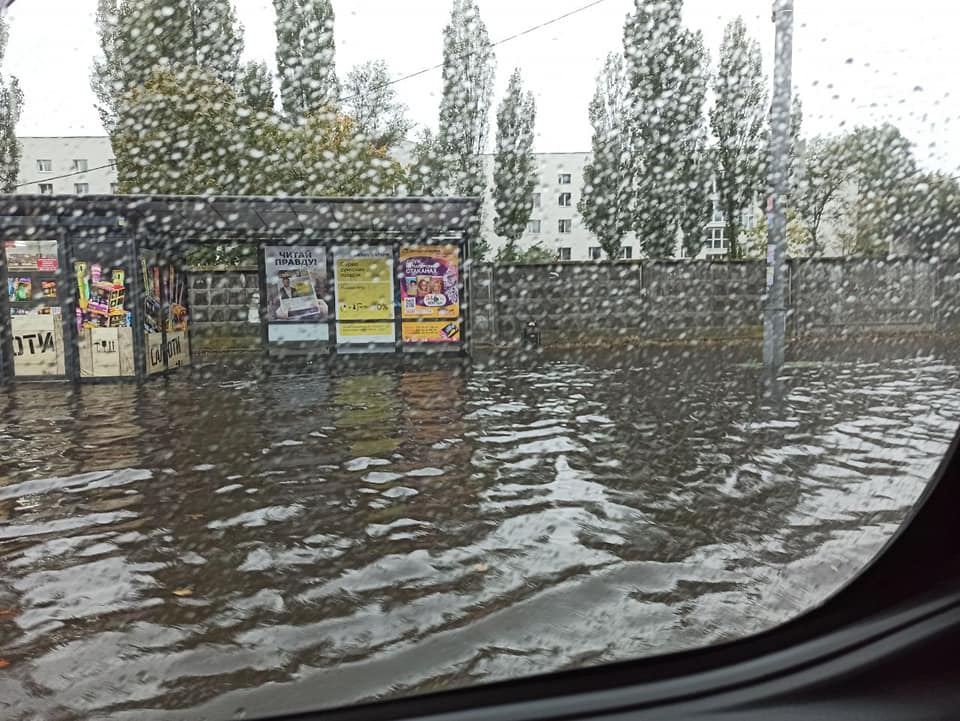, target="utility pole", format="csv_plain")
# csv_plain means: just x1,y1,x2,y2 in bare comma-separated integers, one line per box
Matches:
762,0,794,371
